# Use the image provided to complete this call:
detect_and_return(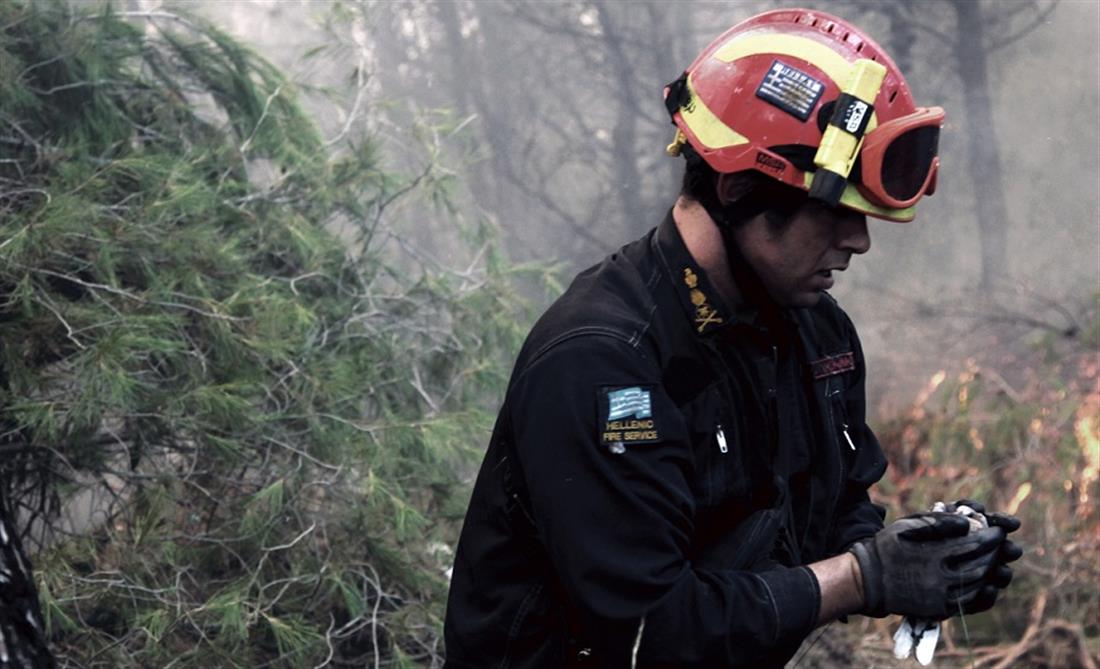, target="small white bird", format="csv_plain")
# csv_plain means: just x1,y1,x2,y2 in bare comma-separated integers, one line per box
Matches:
892,502,988,666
